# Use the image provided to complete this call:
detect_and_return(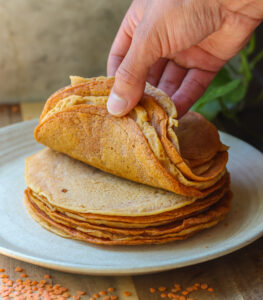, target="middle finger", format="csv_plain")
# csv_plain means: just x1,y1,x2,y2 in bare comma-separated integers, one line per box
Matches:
157,60,187,97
